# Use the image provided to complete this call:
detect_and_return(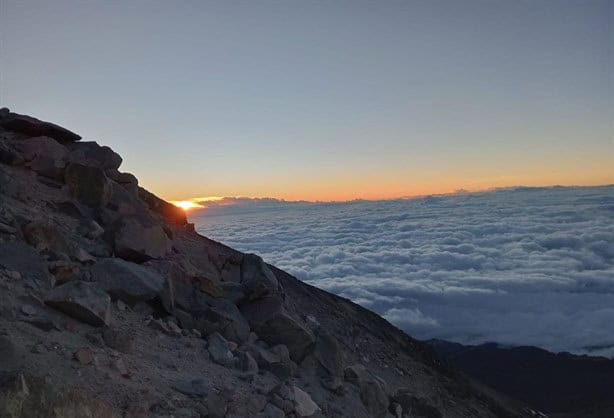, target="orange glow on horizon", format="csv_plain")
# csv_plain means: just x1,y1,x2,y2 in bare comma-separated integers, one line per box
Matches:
170,200,204,211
